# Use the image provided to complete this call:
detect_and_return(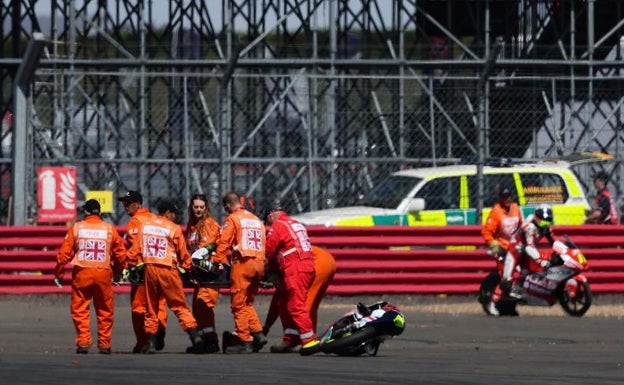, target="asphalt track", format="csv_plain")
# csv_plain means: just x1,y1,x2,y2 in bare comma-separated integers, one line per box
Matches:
0,294,623,385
